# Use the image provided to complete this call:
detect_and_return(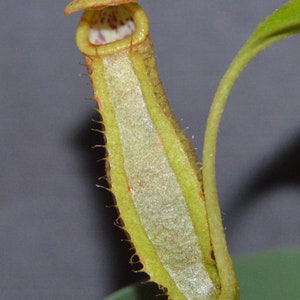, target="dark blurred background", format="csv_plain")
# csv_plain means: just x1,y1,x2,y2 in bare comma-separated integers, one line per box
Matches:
0,0,299,298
